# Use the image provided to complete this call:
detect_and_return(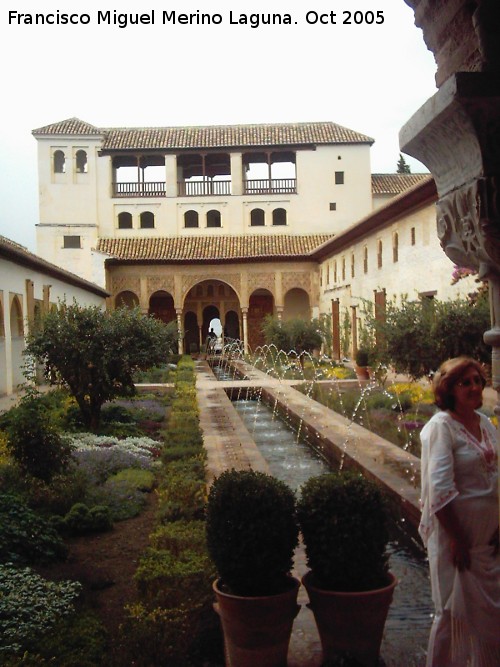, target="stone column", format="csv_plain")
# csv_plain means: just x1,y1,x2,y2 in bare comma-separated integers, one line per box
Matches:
242,308,249,356
176,309,183,355
400,71,500,521
230,152,243,196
